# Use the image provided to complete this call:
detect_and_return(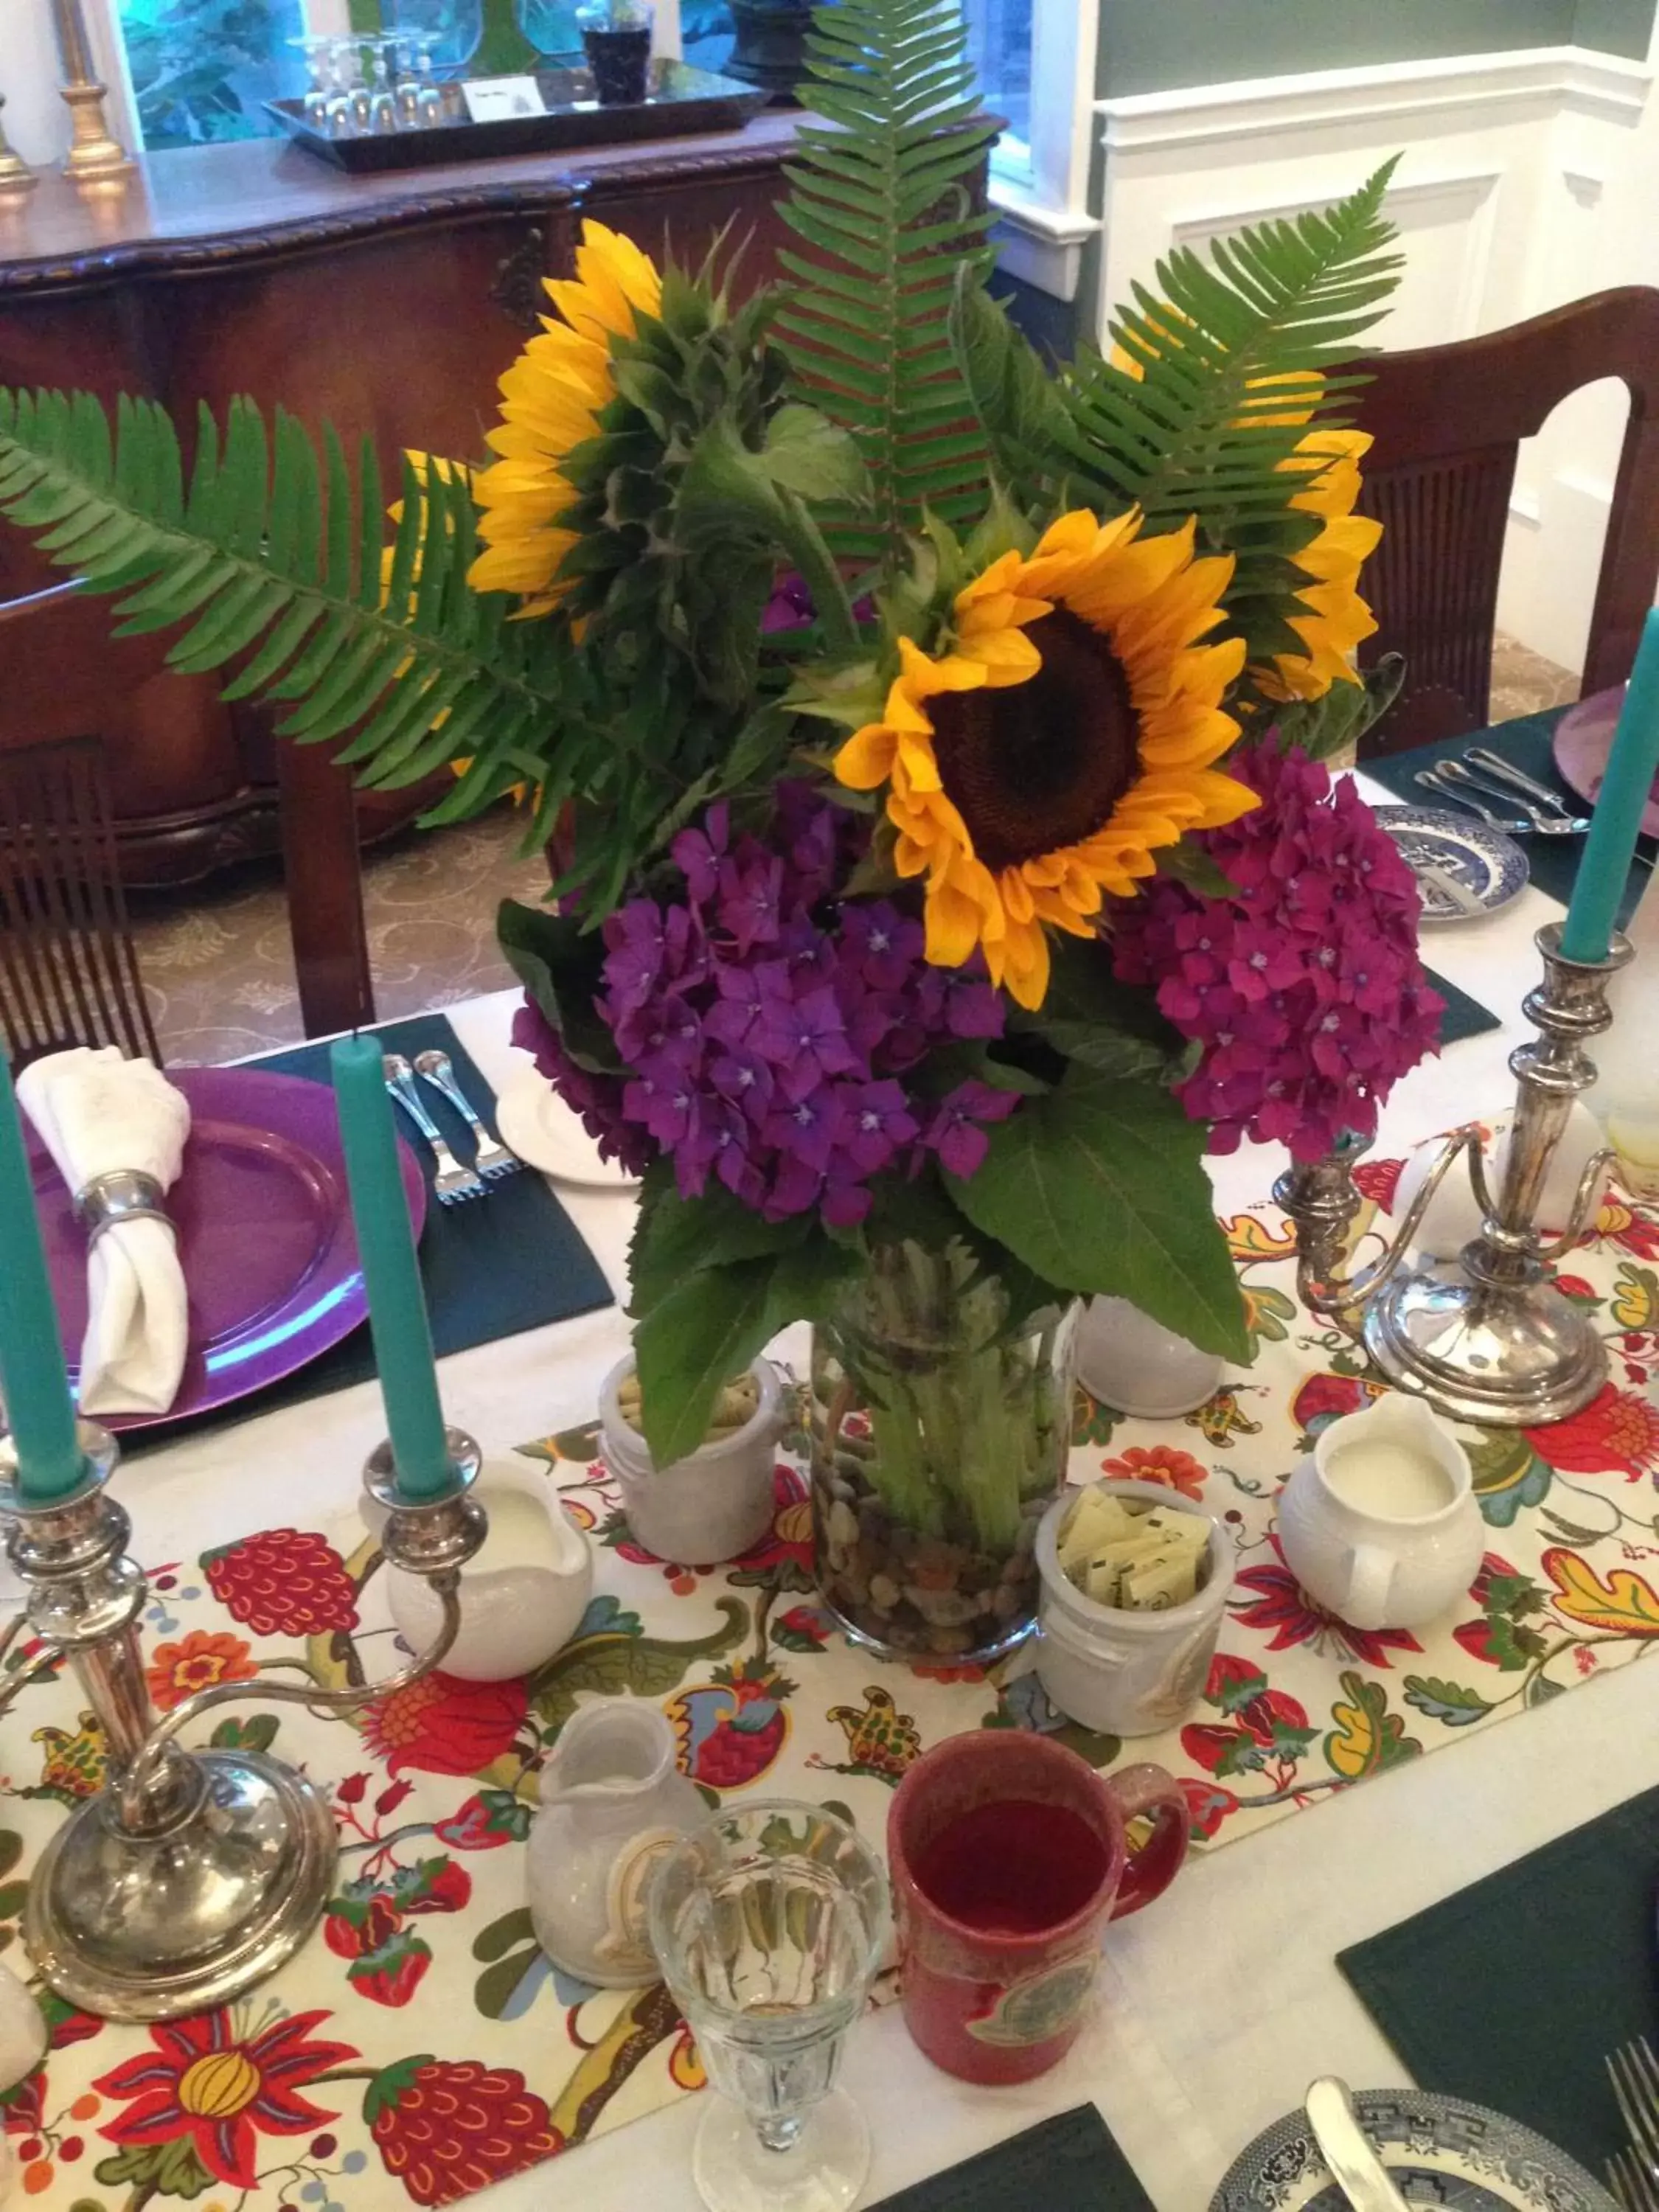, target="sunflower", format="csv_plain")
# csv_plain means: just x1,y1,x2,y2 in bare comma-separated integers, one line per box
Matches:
467,221,661,611
1259,428,1383,700
834,509,1256,1009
